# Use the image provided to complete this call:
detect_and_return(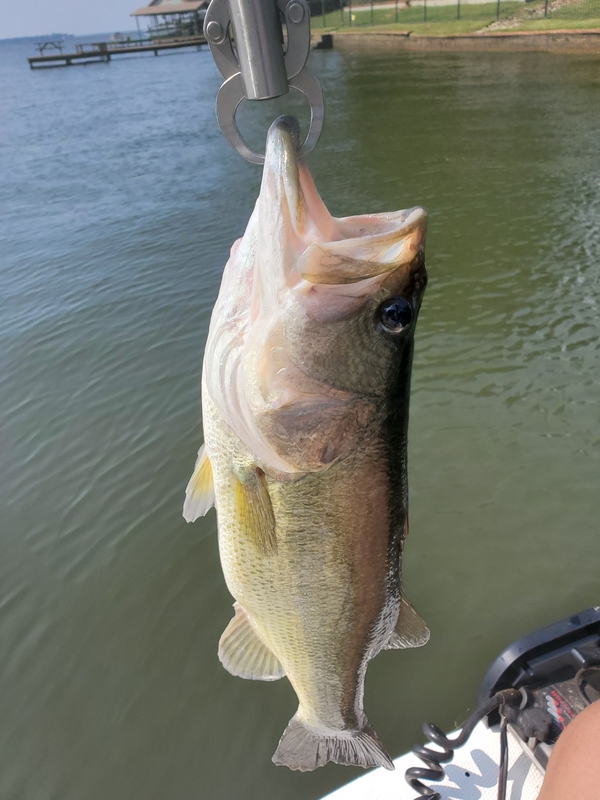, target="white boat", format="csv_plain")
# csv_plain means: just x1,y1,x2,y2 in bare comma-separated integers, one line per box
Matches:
323,722,544,800
322,607,600,800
